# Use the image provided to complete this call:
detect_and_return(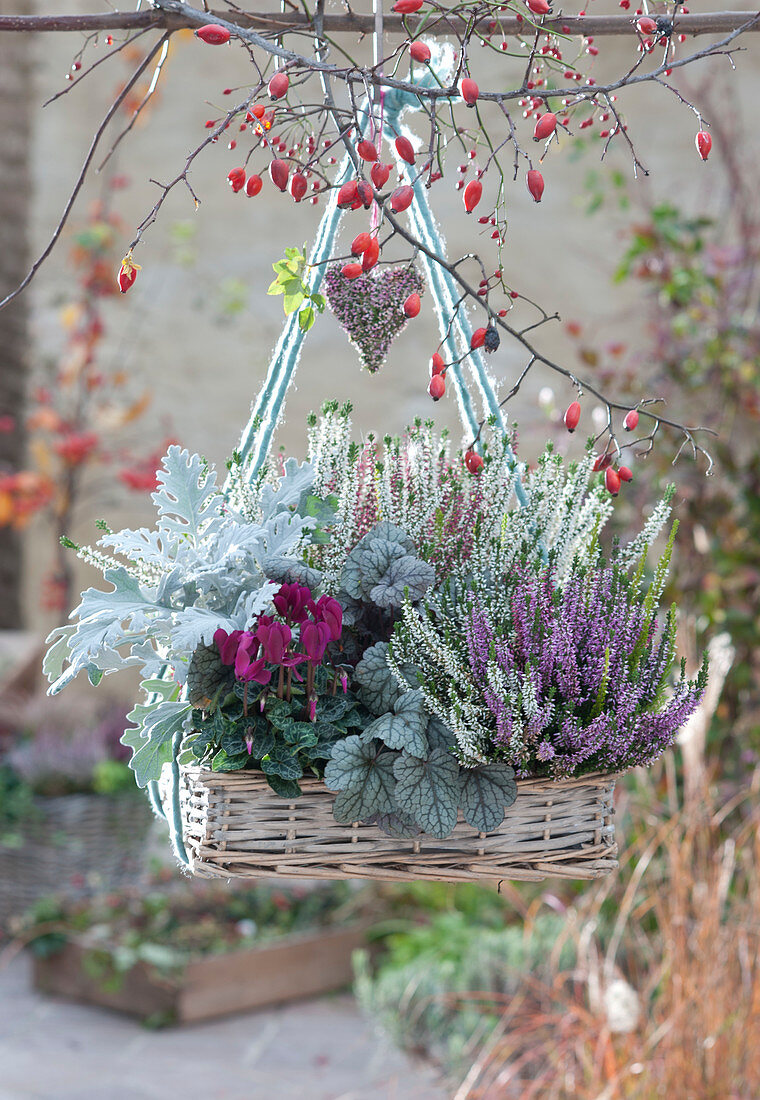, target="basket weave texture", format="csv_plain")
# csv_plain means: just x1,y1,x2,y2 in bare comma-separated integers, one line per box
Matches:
0,792,153,925
170,767,619,883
